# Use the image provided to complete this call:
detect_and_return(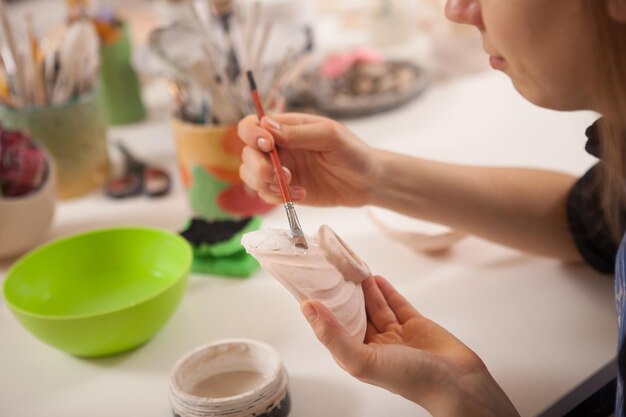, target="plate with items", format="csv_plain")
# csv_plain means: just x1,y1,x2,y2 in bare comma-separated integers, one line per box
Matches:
287,49,429,118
